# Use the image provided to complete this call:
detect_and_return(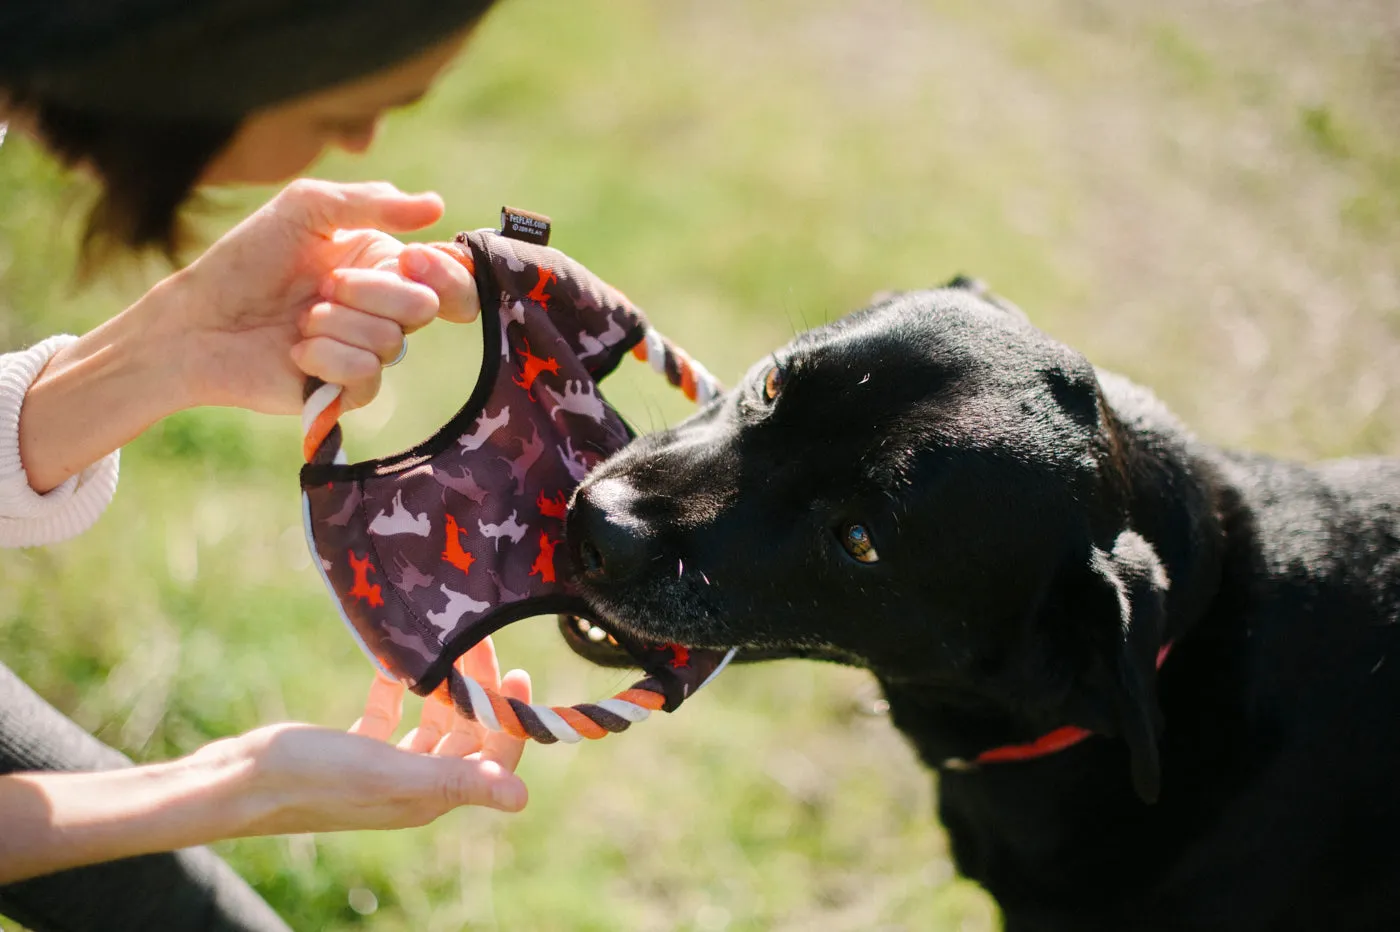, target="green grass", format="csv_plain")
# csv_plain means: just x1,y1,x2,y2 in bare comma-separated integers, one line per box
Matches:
2,1,1397,929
